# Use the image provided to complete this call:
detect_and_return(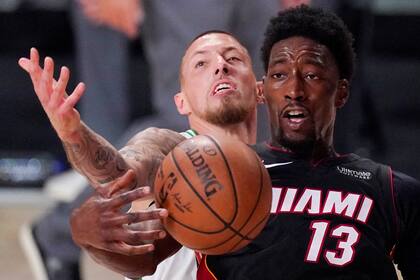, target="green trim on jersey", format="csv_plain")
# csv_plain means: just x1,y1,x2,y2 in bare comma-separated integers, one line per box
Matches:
180,129,198,139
